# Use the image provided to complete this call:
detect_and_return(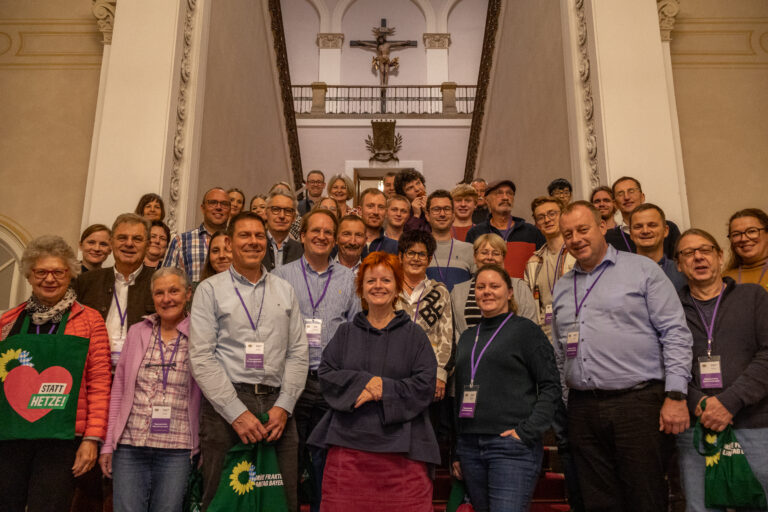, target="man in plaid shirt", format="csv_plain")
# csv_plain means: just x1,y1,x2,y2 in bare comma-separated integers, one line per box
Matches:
163,187,230,284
